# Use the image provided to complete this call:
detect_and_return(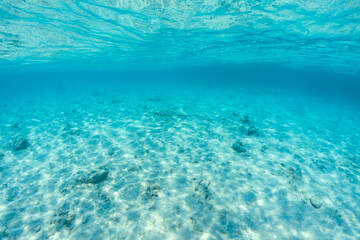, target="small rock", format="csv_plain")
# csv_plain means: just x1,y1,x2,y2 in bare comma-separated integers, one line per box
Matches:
142,183,161,201
51,203,75,231
77,168,109,184
0,153,4,160
232,141,246,153
247,126,258,136
194,179,211,200
88,169,109,184
12,137,30,151
261,145,268,152
240,116,250,124
310,198,323,209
